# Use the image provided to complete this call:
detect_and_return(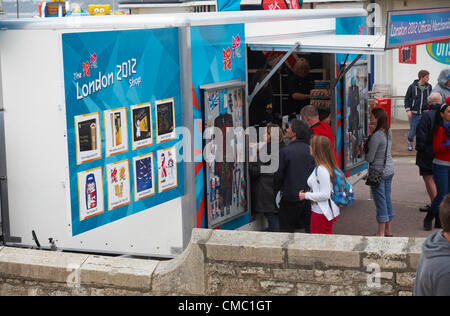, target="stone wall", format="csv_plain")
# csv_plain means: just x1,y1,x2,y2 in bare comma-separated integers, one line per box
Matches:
0,229,424,296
